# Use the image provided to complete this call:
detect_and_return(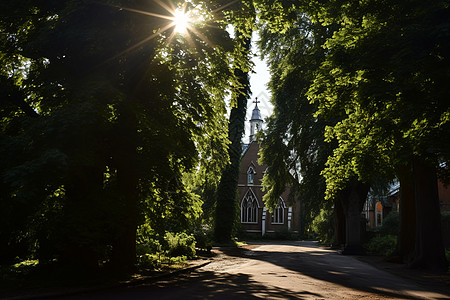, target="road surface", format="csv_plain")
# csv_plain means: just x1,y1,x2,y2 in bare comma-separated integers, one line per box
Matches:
61,241,450,299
